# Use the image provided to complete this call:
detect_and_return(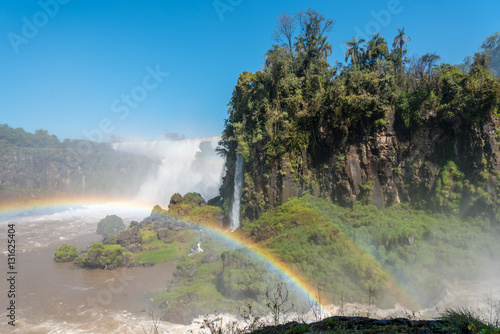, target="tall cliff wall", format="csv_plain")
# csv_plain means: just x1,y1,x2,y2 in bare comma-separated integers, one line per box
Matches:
0,145,156,201
220,109,500,221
